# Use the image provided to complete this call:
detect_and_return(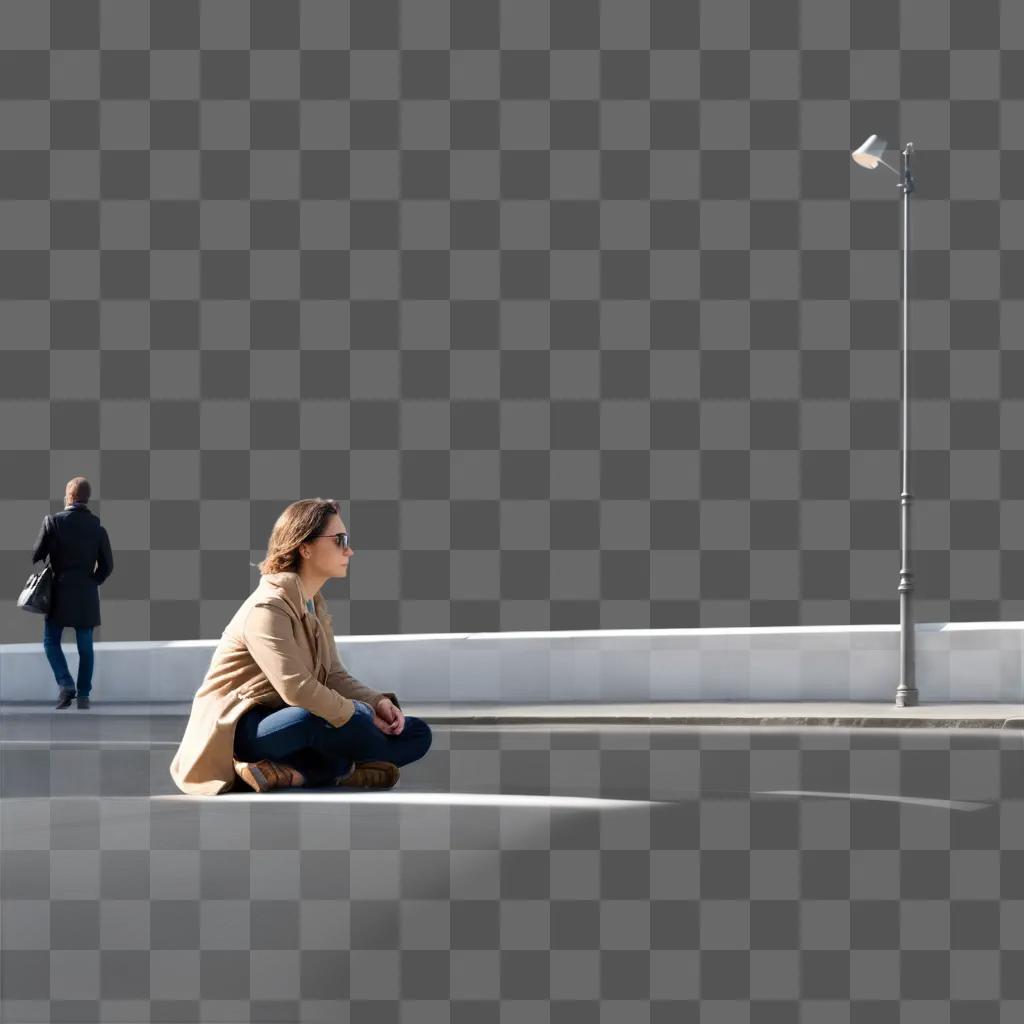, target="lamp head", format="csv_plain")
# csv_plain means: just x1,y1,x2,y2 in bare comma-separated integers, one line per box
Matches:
852,134,887,169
